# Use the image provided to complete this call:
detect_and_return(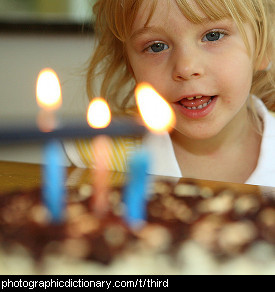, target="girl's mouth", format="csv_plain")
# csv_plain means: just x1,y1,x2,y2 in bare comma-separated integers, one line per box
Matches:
178,96,216,110
175,95,218,119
